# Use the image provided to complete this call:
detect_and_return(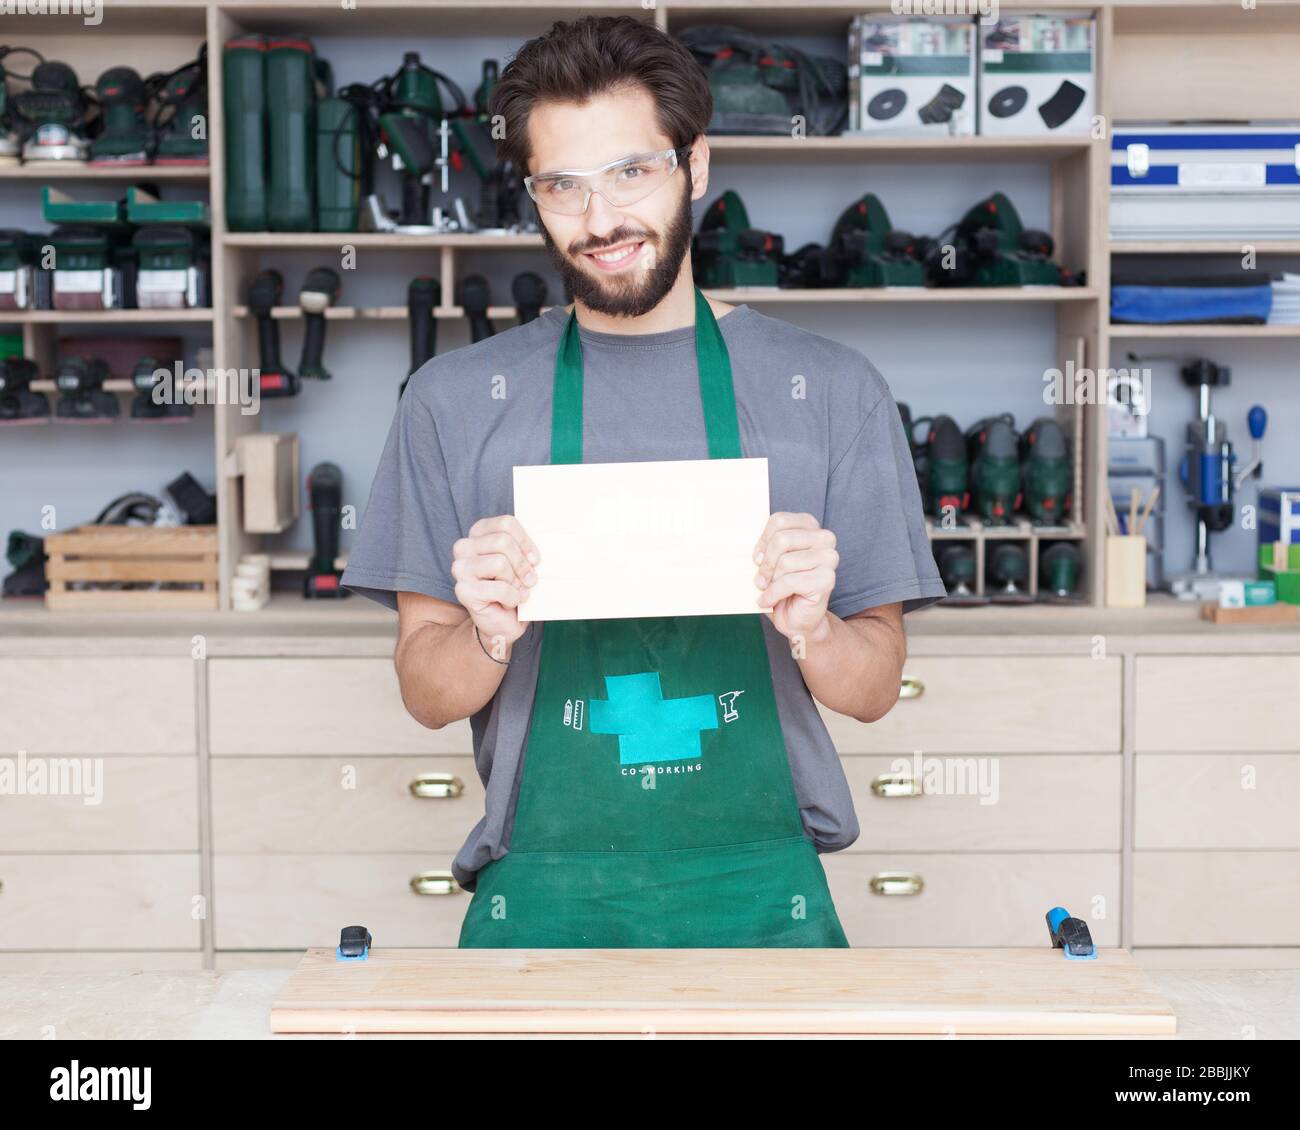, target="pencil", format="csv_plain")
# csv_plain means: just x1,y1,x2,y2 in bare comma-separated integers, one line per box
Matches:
1136,486,1160,536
